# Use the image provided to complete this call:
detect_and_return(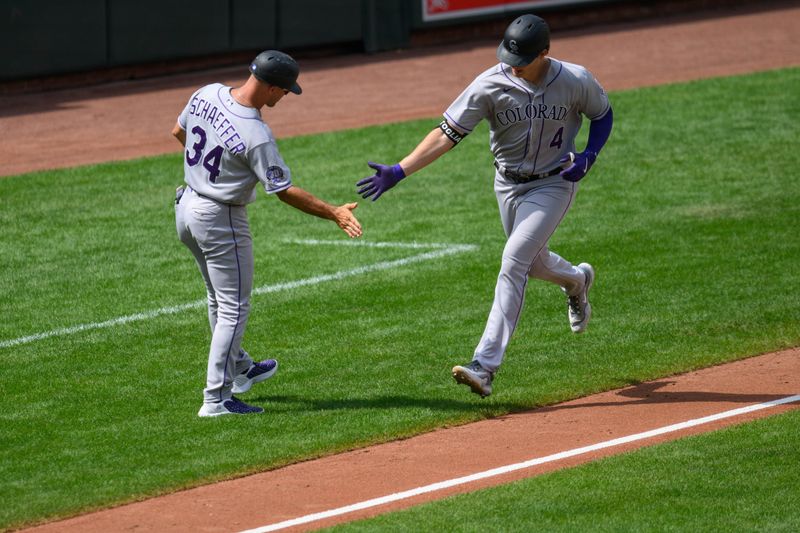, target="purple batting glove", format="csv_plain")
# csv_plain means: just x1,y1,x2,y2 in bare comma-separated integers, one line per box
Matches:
356,161,406,201
560,151,597,182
